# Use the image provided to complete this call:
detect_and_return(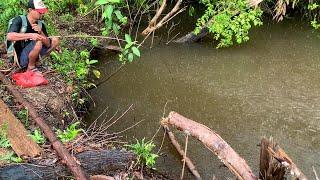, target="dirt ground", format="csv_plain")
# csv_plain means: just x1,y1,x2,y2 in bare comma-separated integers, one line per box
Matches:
0,16,172,179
